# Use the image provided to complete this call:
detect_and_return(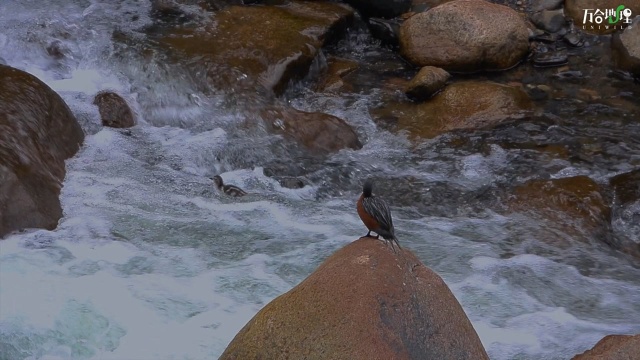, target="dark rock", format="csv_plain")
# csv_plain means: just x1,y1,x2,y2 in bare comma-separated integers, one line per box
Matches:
0,64,84,238
93,91,135,128
261,107,362,155
404,66,450,101
220,238,489,360
531,32,558,43
344,0,412,19
533,49,569,67
530,9,566,33
612,17,640,77
610,169,640,206
532,0,563,12
399,0,530,72
563,31,585,47
368,17,401,47
275,176,305,189
572,334,640,360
